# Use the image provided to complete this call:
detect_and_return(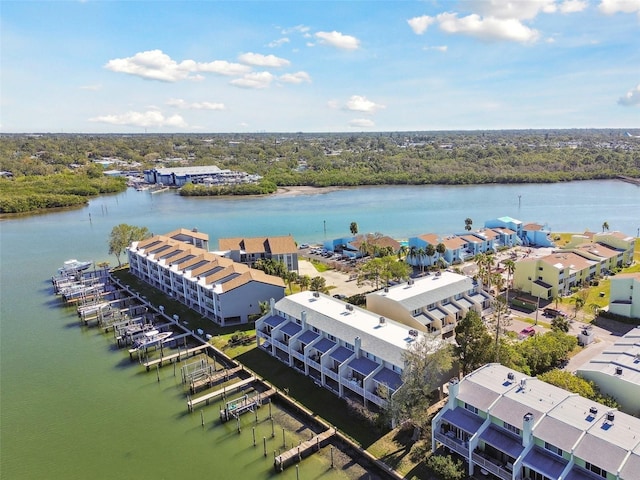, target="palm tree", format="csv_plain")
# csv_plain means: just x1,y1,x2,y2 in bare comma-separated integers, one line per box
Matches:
398,244,409,261
589,303,601,321
602,221,609,232
551,315,571,333
299,274,311,291
425,243,436,267
416,247,426,274
350,221,359,235
503,258,515,302
436,242,446,265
